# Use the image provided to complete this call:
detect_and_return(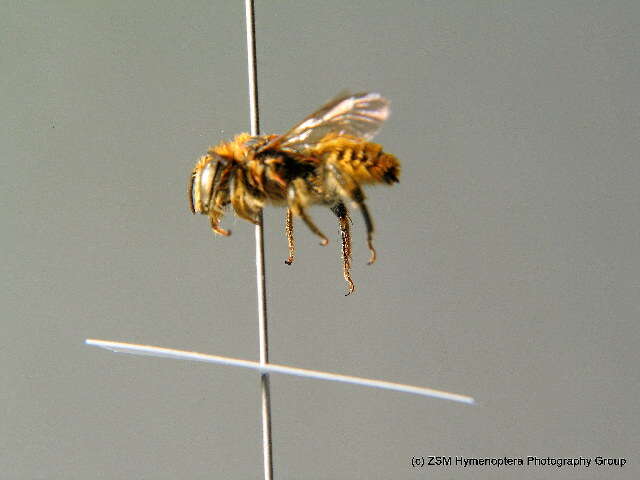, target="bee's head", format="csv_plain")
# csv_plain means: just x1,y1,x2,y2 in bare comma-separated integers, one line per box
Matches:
189,152,226,214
